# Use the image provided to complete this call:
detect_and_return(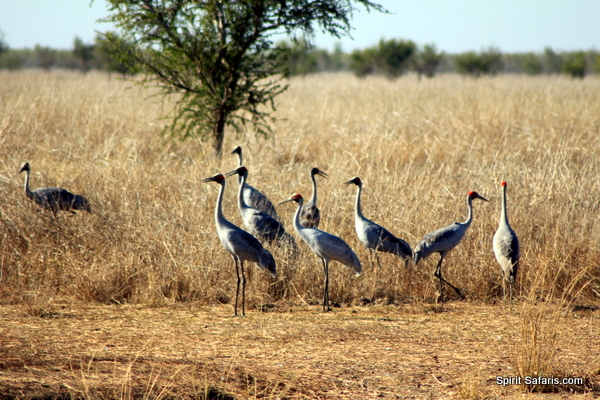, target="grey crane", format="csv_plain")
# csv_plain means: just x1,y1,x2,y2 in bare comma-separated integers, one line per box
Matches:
231,145,280,221
344,177,412,268
493,181,520,302
19,162,91,215
202,173,276,317
413,191,488,302
299,167,328,229
278,193,361,312
226,166,296,250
